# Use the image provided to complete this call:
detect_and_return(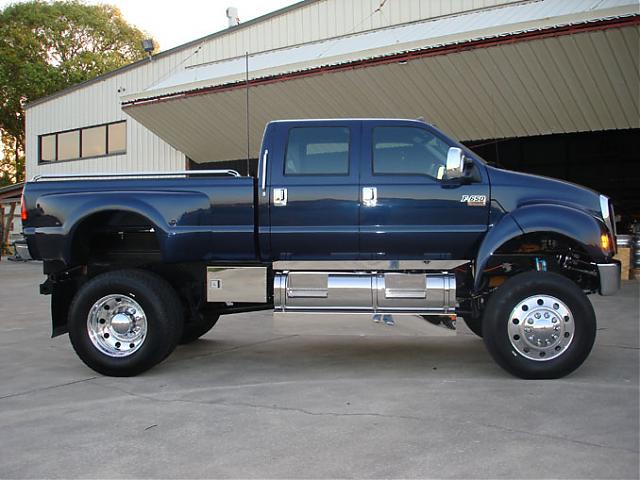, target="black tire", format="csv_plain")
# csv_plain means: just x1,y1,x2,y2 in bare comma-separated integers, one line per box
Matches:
179,311,220,344
483,271,596,379
68,269,184,377
461,313,483,337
